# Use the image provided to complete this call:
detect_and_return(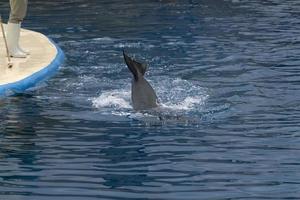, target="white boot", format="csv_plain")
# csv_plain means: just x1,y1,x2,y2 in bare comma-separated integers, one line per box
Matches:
6,22,27,58
18,43,30,55
18,23,30,55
